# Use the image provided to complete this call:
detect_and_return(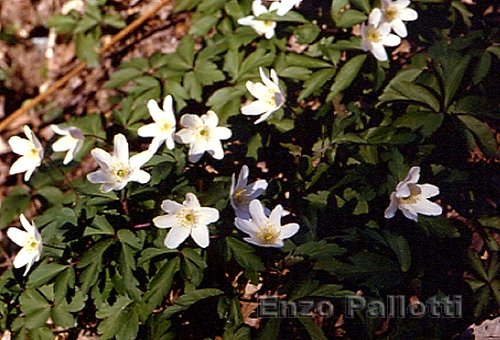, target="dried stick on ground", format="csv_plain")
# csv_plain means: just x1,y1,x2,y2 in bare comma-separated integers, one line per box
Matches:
0,0,172,133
